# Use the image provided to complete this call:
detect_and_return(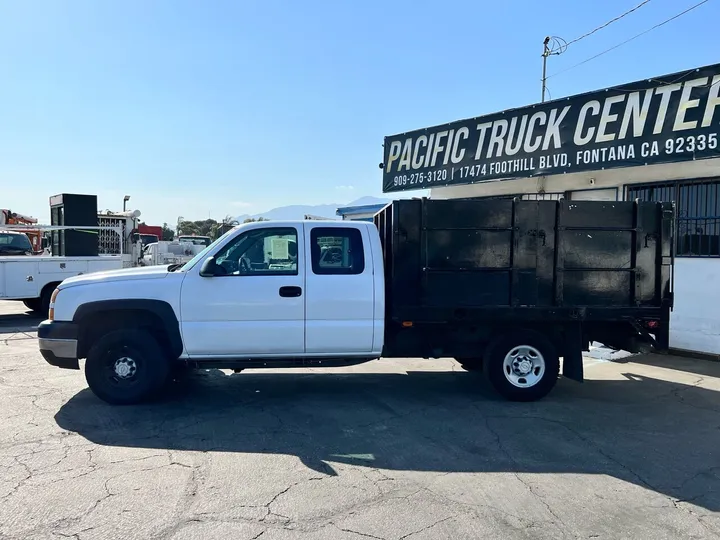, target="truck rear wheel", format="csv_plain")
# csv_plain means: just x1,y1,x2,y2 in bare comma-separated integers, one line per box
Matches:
39,286,54,318
84,329,171,405
23,299,41,313
484,330,559,402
